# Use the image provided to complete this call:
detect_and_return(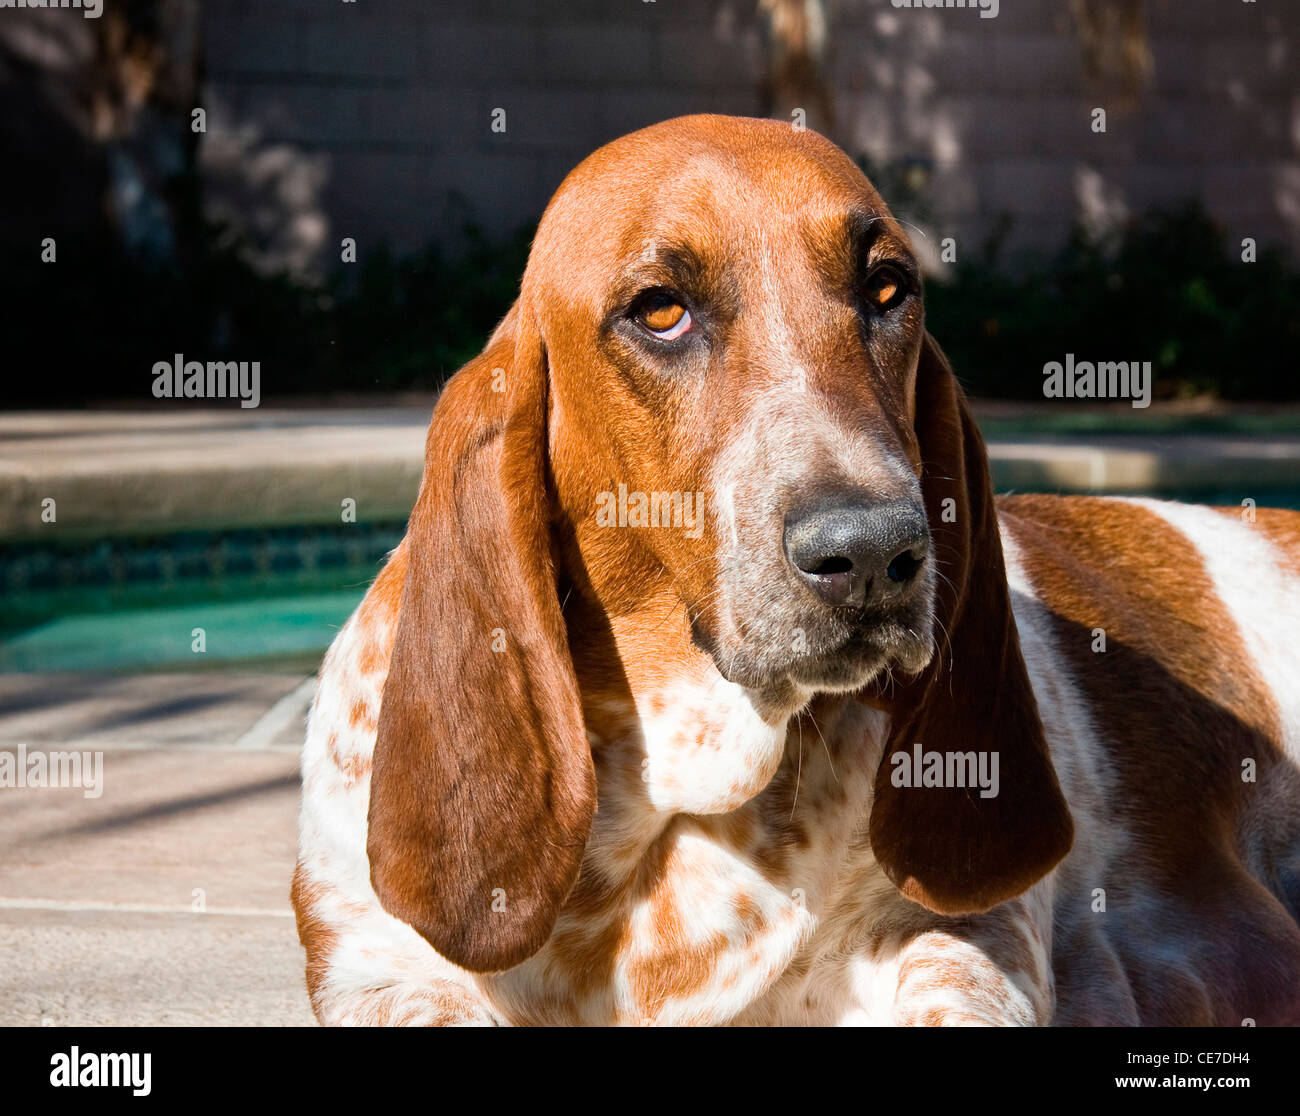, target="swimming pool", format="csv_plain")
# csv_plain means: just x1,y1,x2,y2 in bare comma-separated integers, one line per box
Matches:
0,523,404,673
